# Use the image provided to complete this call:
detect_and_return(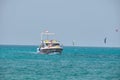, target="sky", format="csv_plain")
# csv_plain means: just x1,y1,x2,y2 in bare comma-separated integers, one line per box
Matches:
0,0,120,47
